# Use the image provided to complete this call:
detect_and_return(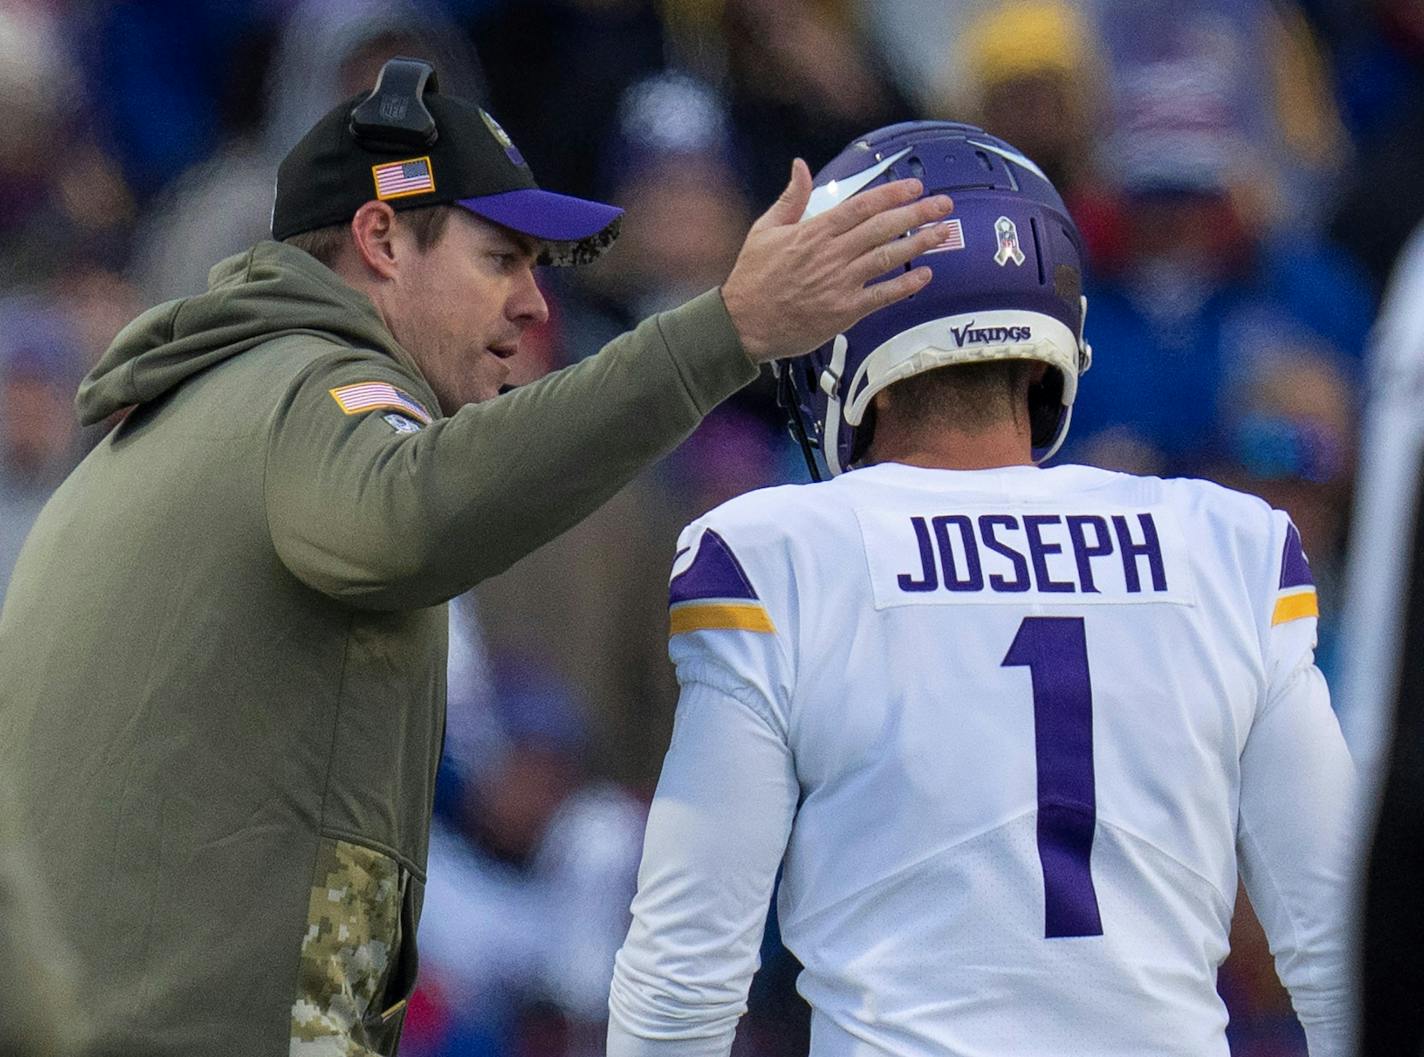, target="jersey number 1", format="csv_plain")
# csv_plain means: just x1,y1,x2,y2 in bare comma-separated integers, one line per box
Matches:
1002,616,1103,939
